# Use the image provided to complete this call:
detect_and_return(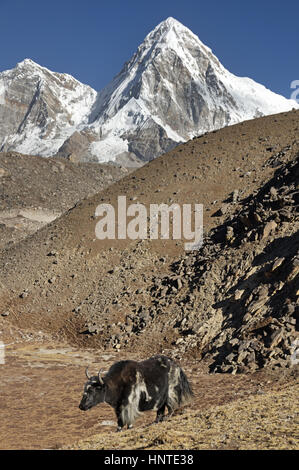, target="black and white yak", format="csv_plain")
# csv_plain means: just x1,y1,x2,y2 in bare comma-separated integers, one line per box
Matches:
79,355,193,431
